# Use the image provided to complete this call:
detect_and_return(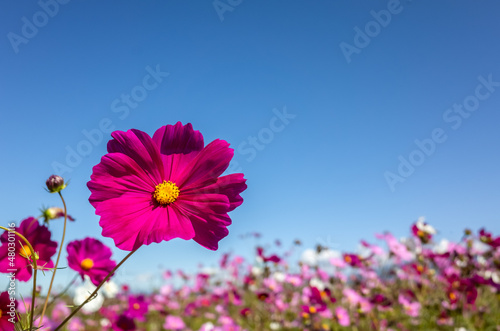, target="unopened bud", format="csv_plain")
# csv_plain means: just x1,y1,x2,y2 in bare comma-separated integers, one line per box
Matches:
46,175,66,193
